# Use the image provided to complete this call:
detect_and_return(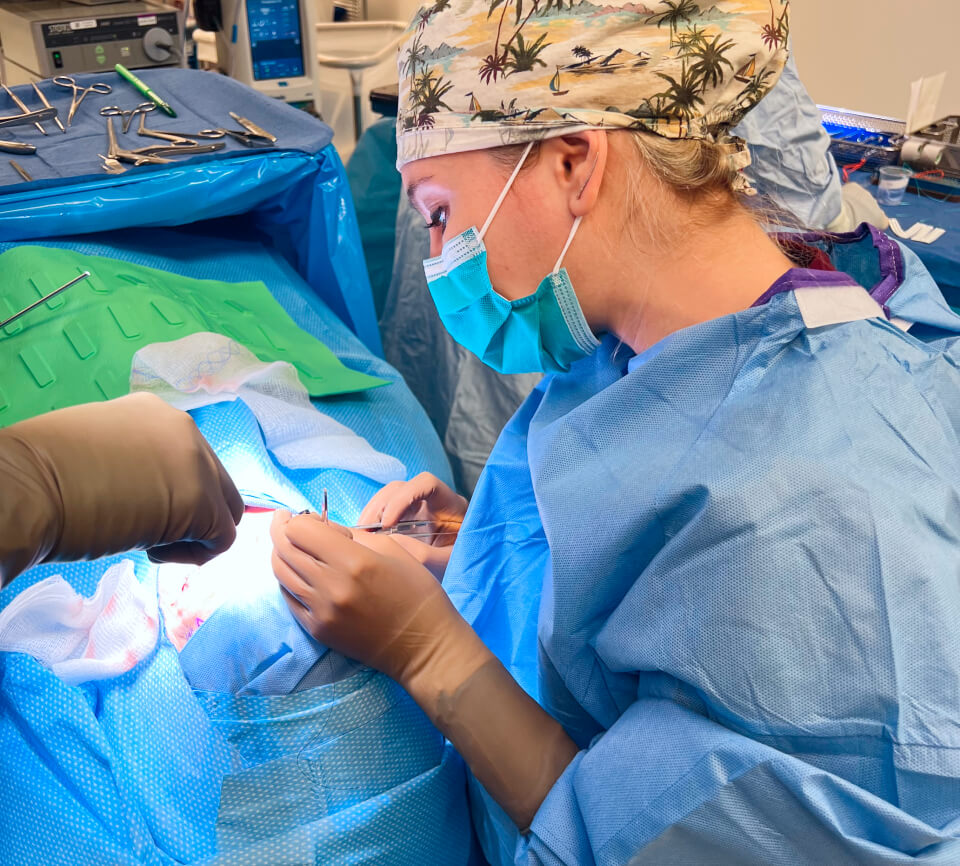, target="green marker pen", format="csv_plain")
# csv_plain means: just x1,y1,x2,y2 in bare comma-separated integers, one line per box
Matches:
114,63,176,117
